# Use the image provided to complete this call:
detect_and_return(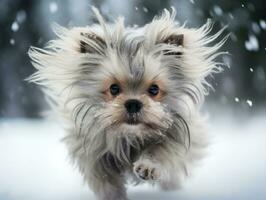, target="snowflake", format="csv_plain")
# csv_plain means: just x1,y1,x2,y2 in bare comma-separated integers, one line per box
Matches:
259,20,266,30
11,21,19,32
213,5,223,16
49,2,58,13
143,7,148,13
246,100,253,107
10,38,15,45
245,35,259,51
